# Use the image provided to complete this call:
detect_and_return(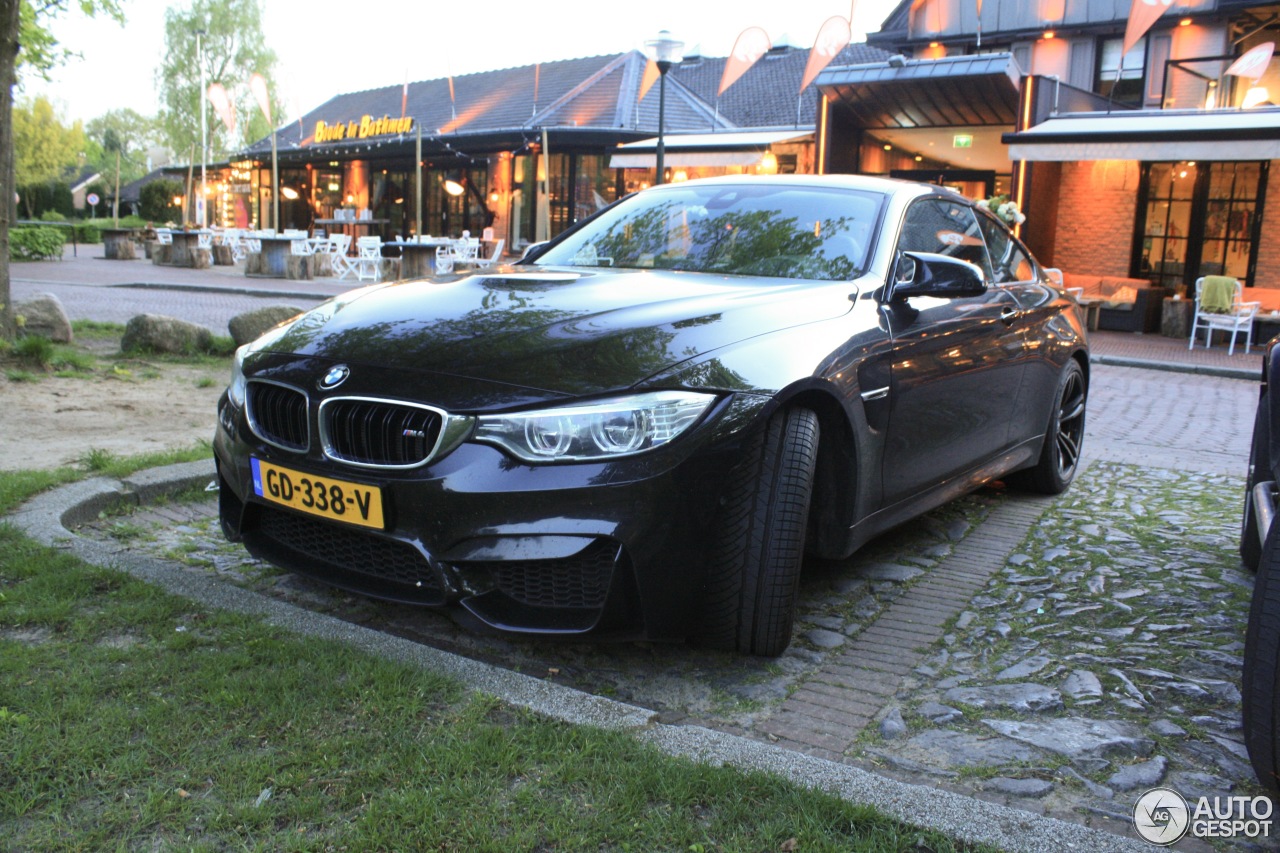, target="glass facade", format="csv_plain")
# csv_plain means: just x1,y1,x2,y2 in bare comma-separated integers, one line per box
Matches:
1136,161,1268,291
